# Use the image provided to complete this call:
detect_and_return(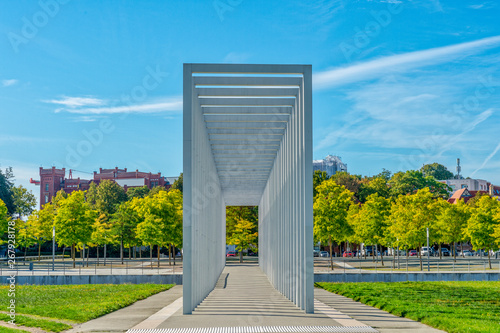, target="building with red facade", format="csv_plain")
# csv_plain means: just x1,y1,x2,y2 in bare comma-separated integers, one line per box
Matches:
31,167,178,208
